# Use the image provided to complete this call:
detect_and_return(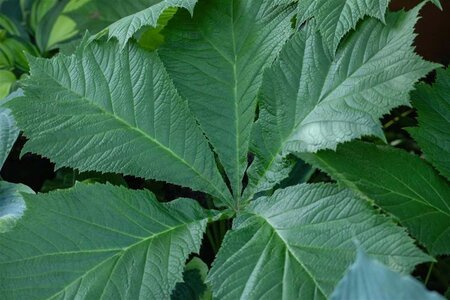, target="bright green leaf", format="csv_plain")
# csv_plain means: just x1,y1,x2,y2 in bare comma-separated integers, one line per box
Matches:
297,0,389,53
0,181,33,233
0,107,18,168
0,69,15,99
408,67,450,180
300,141,450,256
331,249,445,300
0,183,213,299
6,40,232,206
209,184,430,300
245,7,437,199
160,0,295,200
